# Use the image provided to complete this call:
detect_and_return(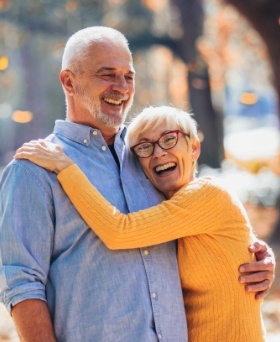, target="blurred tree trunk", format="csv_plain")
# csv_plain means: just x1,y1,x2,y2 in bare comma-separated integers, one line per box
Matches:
171,0,224,168
188,64,224,167
225,0,280,120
